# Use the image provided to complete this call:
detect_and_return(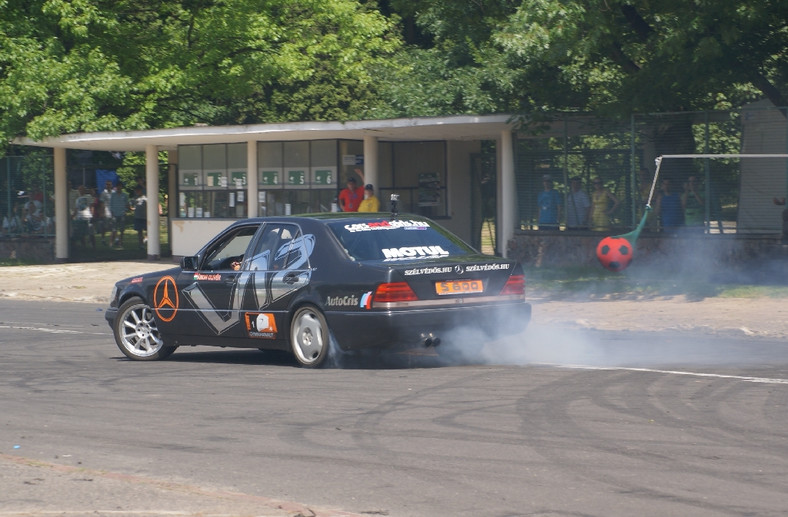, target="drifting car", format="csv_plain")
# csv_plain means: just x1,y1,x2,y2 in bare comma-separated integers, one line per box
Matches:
105,213,531,367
